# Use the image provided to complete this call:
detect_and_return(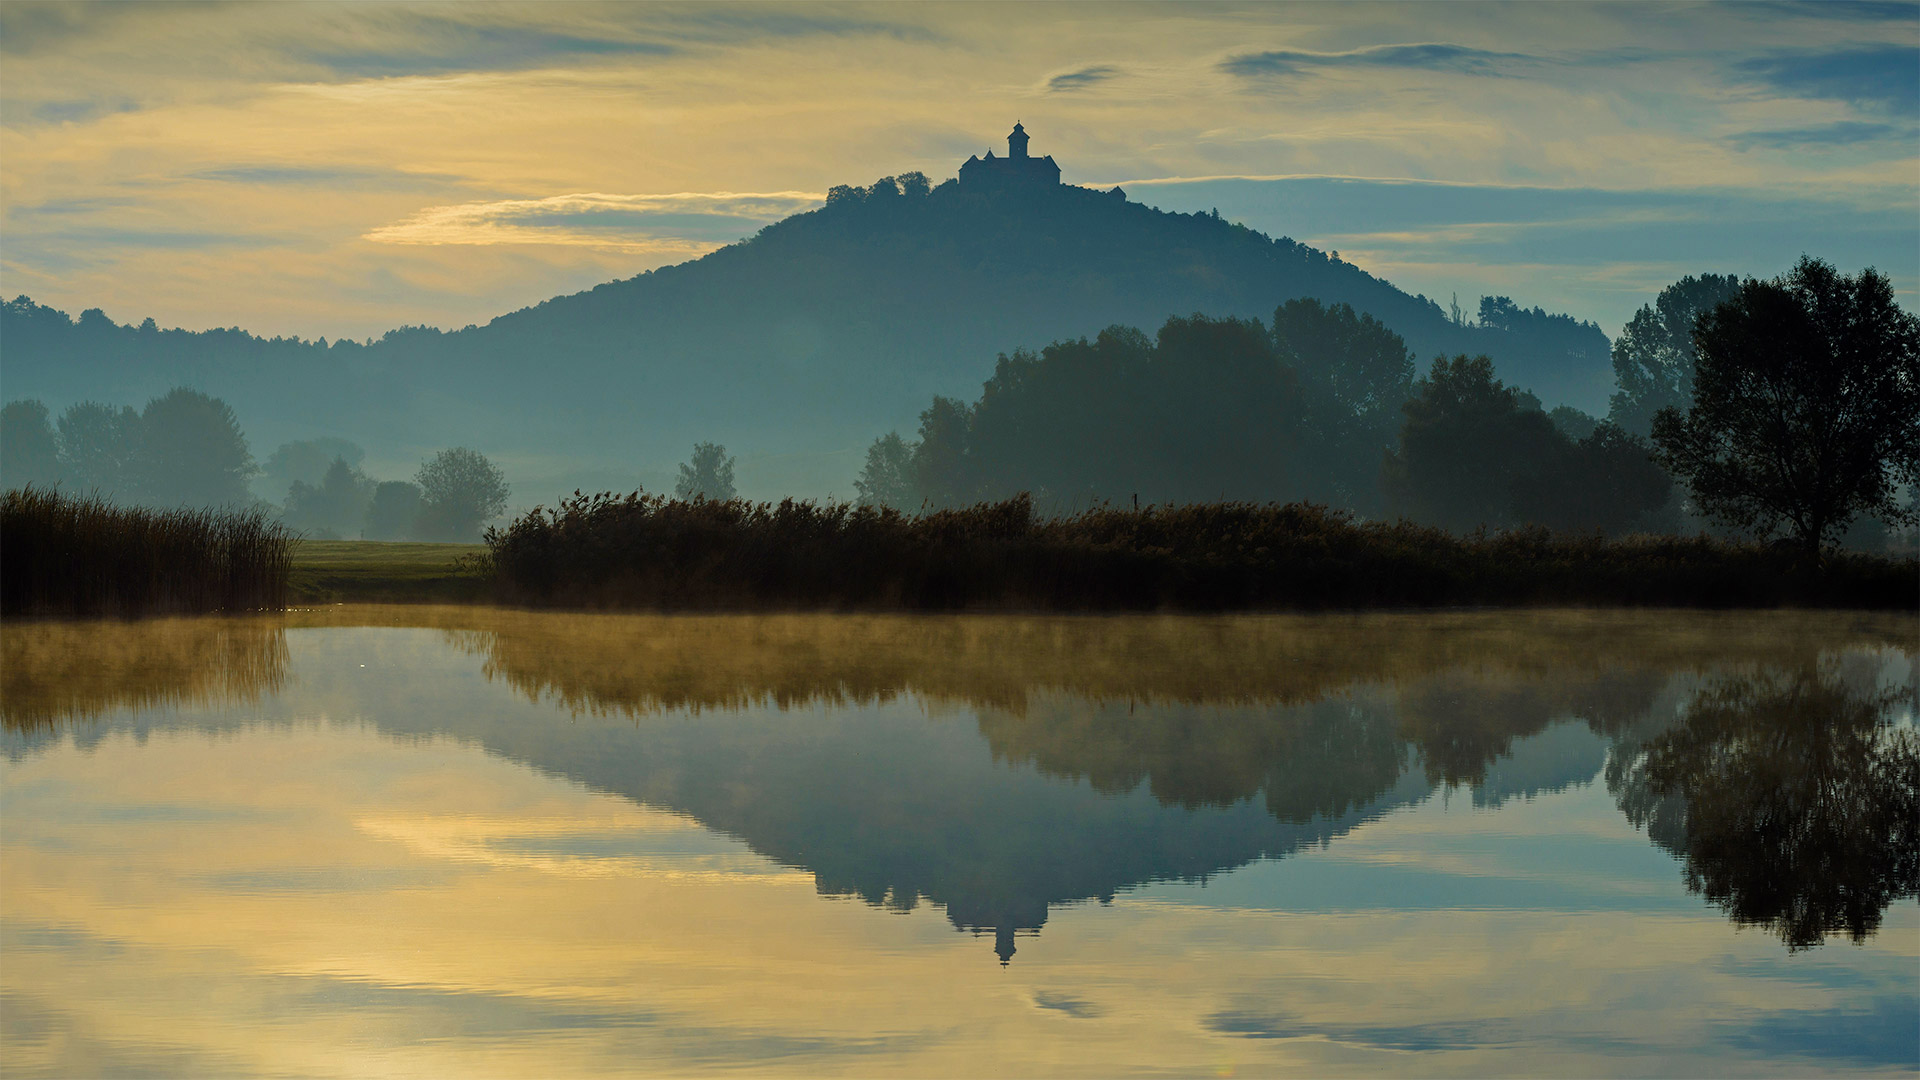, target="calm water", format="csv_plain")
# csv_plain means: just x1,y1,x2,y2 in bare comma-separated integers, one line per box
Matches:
2,607,1915,1077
